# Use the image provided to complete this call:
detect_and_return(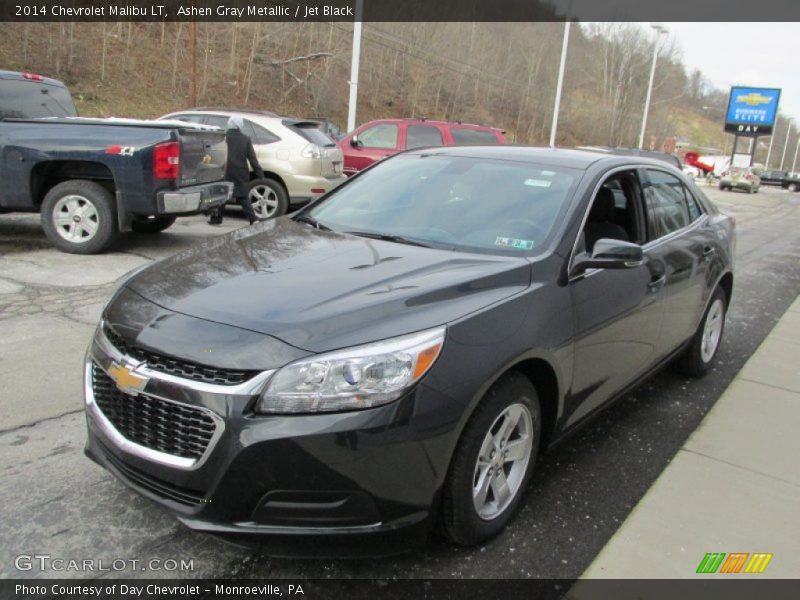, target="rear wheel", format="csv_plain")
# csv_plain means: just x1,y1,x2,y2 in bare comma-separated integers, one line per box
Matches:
40,180,118,254
441,372,541,546
678,287,727,377
788,182,799,192
131,216,176,234
248,179,288,220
